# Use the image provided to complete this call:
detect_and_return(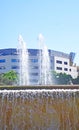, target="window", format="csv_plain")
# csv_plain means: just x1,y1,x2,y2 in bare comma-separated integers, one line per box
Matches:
0,59,6,63
69,69,71,71
30,73,38,76
64,62,68,65
0,66,5,69
64,68,68,71
56,67,62,70
11,59,19,62
30,79,38,82
56,60,62,64
30,59,38,63
32,66,38,69
11,66,19,69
